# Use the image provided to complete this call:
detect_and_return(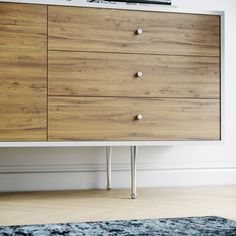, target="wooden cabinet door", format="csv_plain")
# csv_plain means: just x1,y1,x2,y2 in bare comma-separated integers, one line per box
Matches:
0,3,47,141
